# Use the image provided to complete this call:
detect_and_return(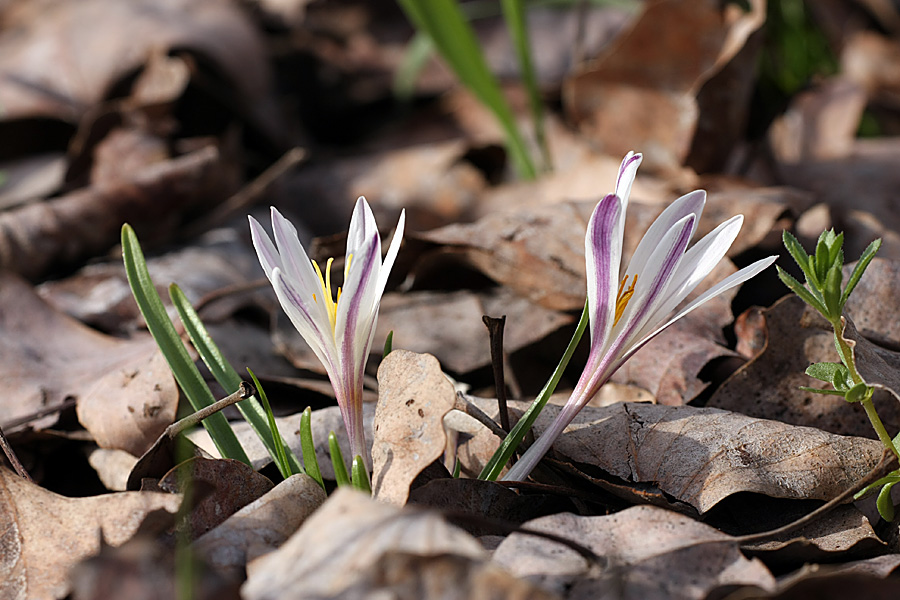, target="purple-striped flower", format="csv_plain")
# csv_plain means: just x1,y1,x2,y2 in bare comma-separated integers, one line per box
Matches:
504,152,777,481
249,198,405,466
